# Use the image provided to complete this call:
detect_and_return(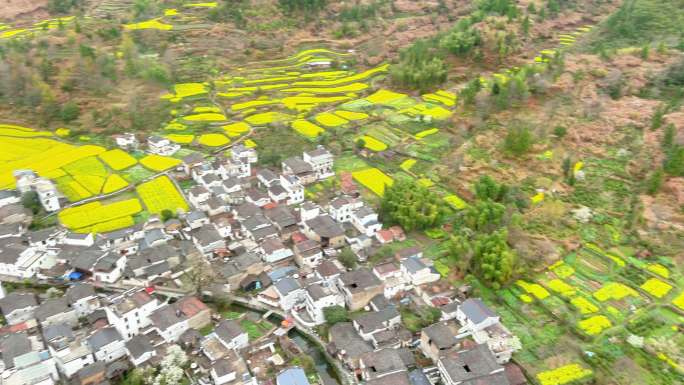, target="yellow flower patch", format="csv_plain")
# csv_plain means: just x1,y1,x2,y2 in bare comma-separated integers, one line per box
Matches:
640,278,672,298
140,155,181,172
282,83,368,94
400,159,416,172
570,296,599,314
578,315,612,336
165,134,195,144
537,364,592,385
161,83,207,101
193,106,221,113
124,19,173,31
183,113,227,122
366,89,408,104
55,128,70,137
593,282,638,302
646,263,669,278
516,280,550,300
531,192,545,204
334,110,368,121
352,168,394,196
137,176,189,215
417,178,434,188
164,8,178,16
244,139,257,148
184,2,217,7
444,194,467,210
86,216,136,234
550,261,574,278
198,134,229,147
547,279,576,297
223,122,250,137
245,112,293,126
415,128,439,138
98,149,137,171
315,112,348,127
59,198,142,231
292,120,325,138
359,135,387,152
520,294,533,303
673,291,684,311
164,122,188,131
422,90,457,106
102,174,129,194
